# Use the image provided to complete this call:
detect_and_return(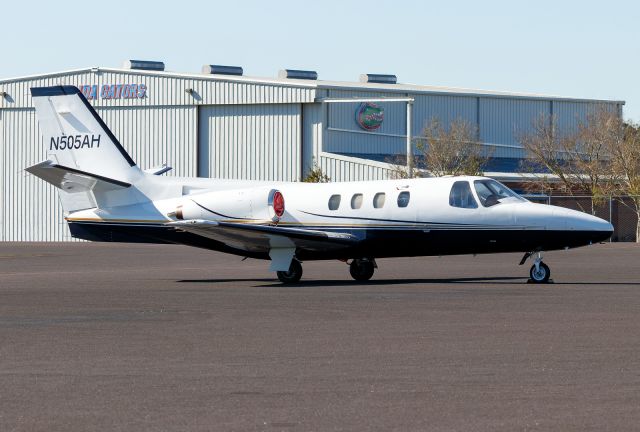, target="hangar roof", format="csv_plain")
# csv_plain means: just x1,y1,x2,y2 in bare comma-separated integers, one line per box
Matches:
0,66,625,105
